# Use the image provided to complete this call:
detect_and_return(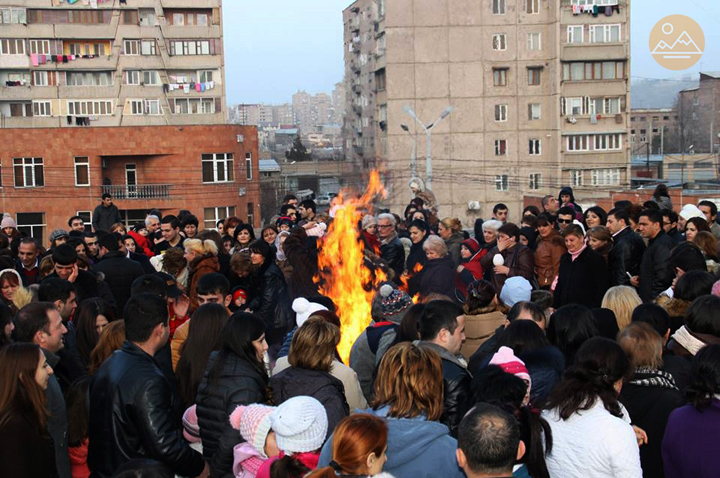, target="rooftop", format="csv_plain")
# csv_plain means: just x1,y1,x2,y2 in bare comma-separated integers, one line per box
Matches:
259,159,281,172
